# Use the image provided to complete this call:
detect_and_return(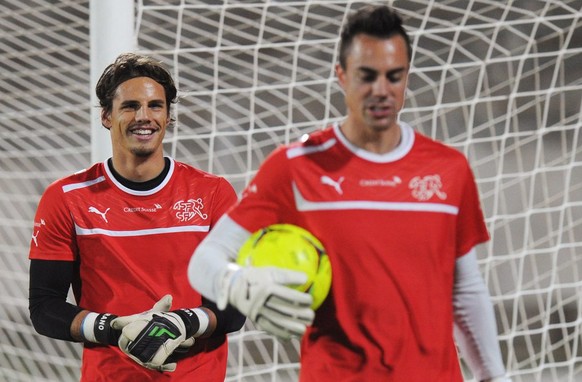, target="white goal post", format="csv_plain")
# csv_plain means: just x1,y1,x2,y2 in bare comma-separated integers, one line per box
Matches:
1,1,581,381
